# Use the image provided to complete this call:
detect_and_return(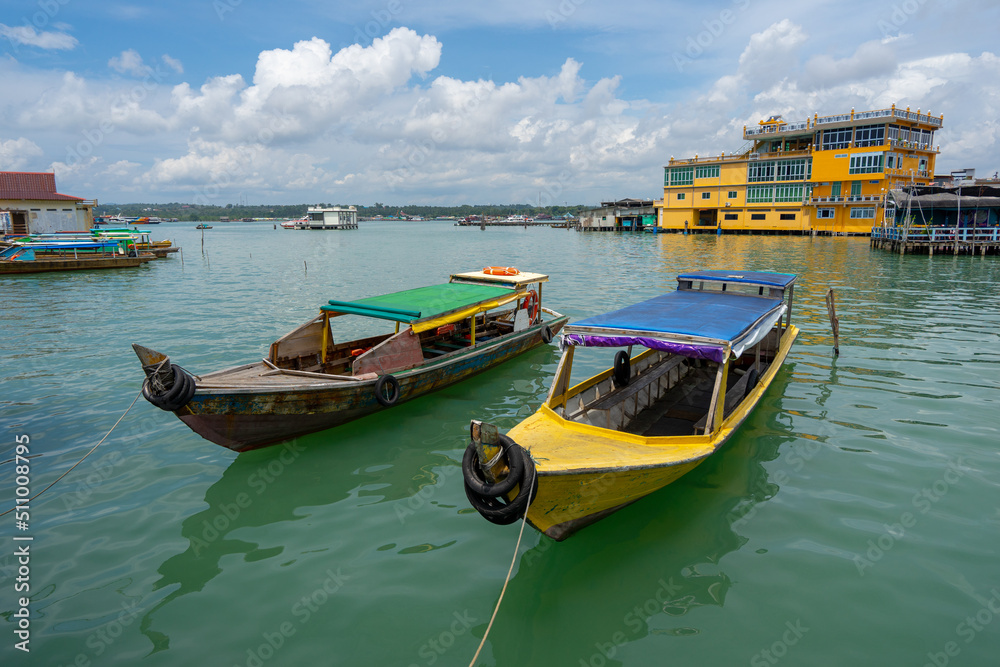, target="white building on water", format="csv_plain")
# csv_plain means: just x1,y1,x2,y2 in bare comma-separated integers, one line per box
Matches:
299,206,358,230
